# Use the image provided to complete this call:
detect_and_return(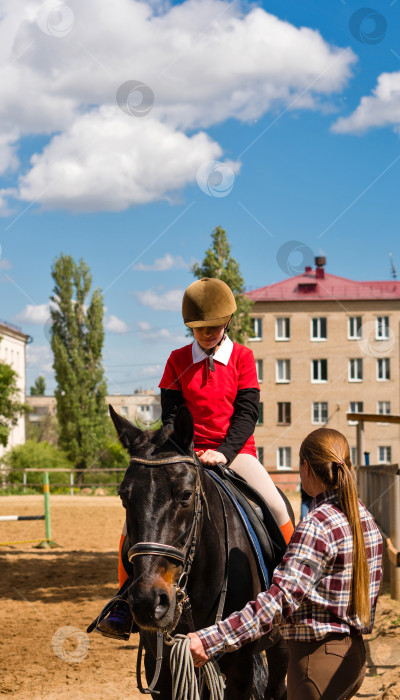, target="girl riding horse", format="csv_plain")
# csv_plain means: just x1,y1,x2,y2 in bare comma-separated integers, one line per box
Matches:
97,277,293,639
